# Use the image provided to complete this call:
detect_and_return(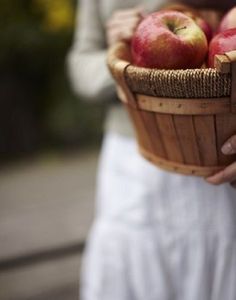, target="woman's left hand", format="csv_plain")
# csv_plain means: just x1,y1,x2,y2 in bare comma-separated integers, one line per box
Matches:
206,135,236,188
